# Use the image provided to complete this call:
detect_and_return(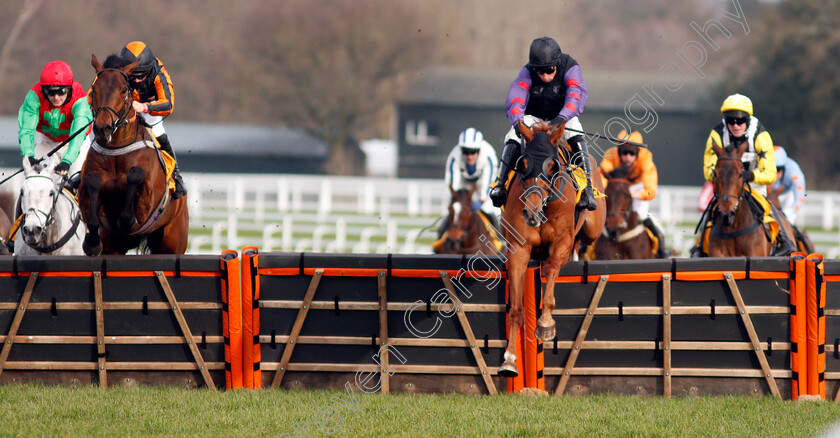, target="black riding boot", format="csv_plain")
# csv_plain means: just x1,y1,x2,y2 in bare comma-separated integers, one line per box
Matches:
690,208,712,258
489,140,521,208
156,134,186,200
66,173,81,196
643,217,671,258
568,135,597,211
769,203,797,256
